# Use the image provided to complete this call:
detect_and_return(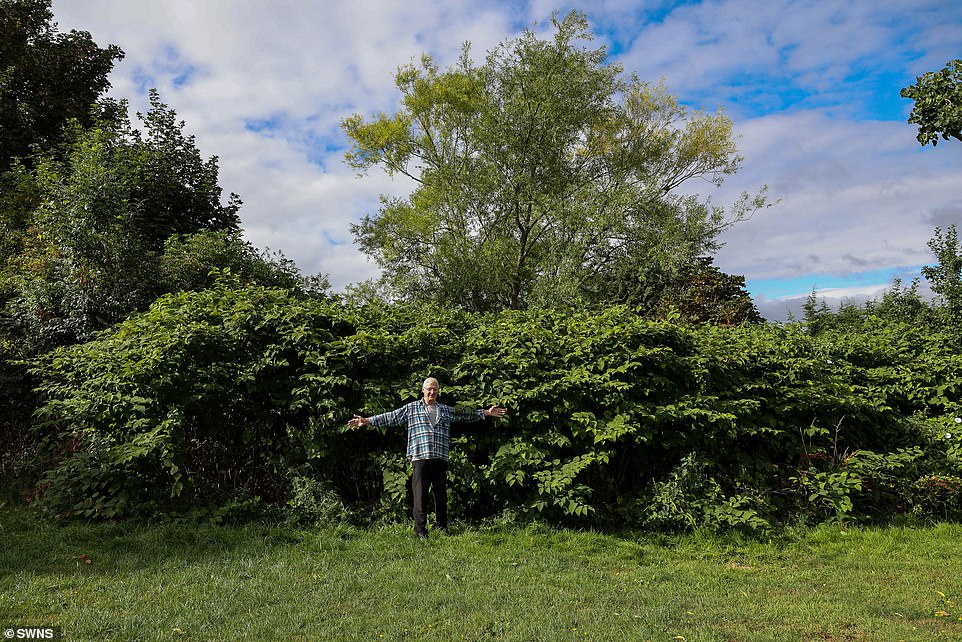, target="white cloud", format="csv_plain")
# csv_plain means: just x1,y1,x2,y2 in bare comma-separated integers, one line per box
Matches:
712,111,960,284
